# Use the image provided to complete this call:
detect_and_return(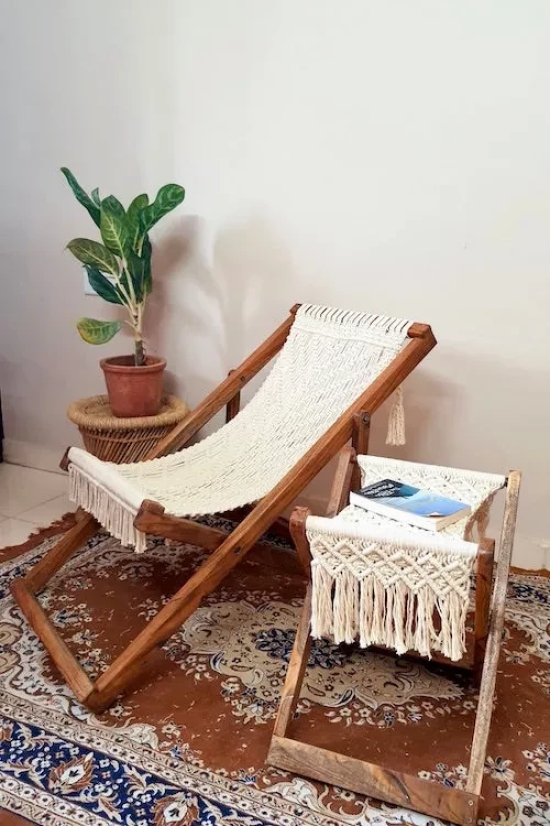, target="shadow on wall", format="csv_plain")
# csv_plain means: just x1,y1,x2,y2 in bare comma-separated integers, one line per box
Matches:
144,213,298,419
211,213,298,367
144,215,195,386
399,348,548,473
